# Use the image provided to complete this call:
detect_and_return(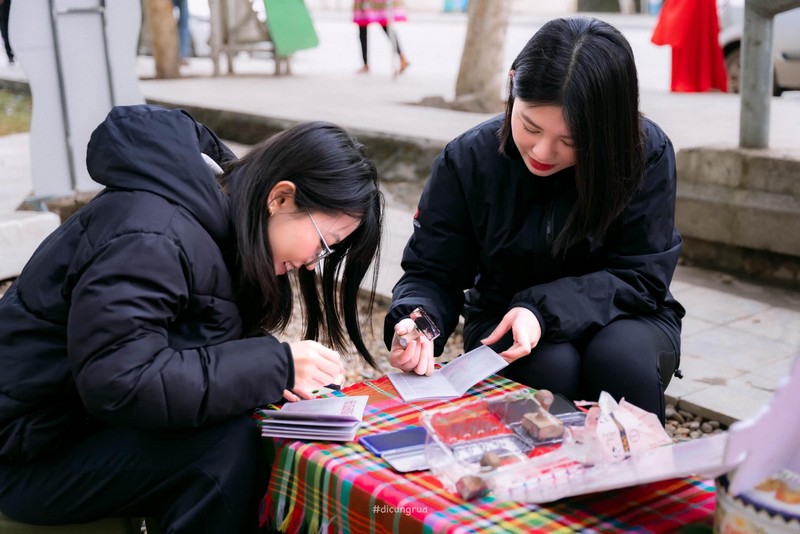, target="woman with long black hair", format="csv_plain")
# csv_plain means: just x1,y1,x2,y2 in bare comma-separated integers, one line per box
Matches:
386,17,684,424
0,104,384,532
